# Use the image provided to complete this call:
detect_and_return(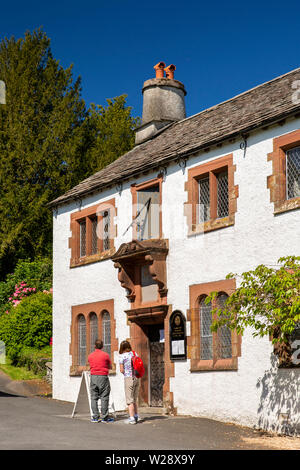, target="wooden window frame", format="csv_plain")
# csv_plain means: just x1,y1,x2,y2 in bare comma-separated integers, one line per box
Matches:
131,176,163,240
267,129,300,214
184,154,238,235
69,199,116,268
70,299,118,376
187,278,241,371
